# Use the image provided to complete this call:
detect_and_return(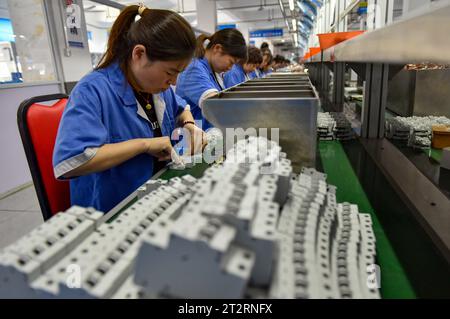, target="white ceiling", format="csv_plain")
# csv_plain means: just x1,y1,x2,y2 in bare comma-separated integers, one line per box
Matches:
84,0,295,42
